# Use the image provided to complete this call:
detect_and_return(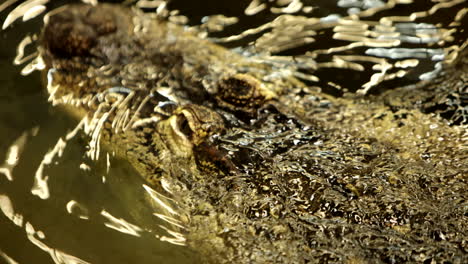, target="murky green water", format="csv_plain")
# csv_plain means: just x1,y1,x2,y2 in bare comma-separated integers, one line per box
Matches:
0,2,199,263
